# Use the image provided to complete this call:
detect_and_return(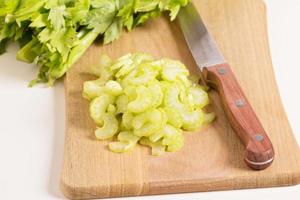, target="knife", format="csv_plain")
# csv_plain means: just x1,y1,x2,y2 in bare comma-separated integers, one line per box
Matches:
178,2,274,170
